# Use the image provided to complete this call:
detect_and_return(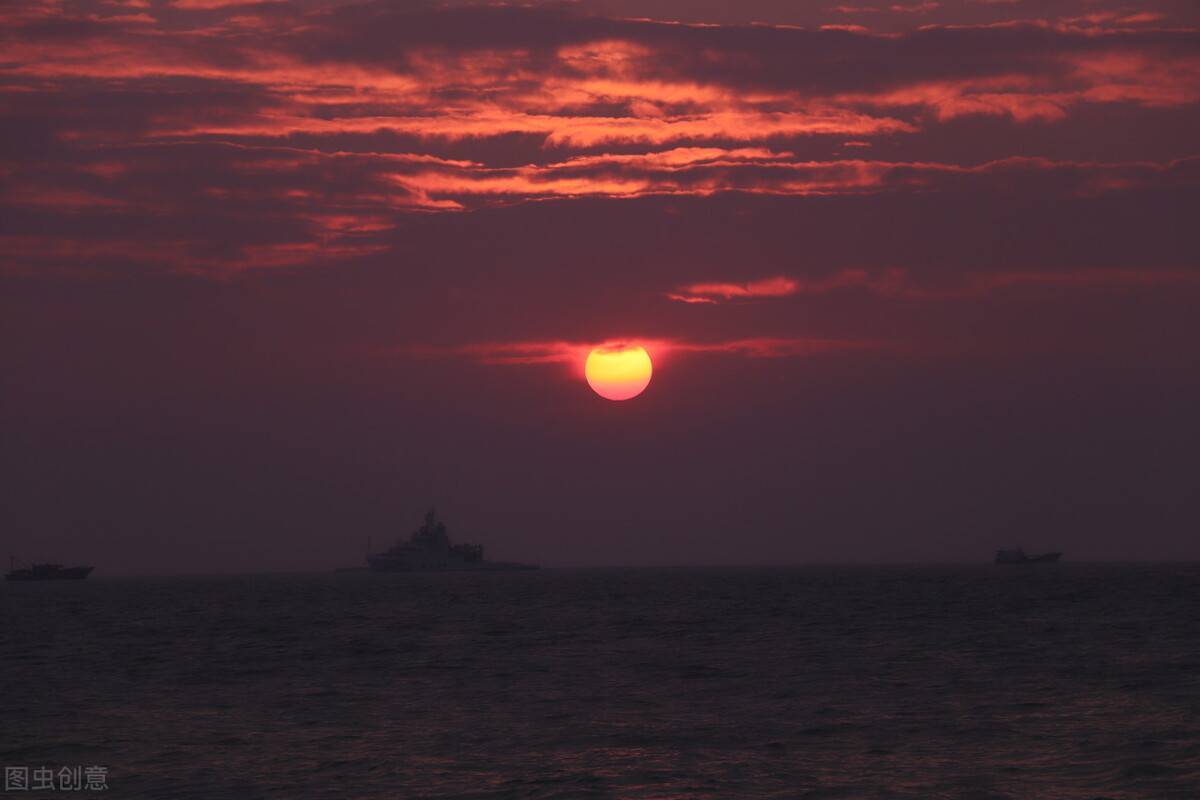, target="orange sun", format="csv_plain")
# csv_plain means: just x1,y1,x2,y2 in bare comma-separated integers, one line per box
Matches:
585,344,653,401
